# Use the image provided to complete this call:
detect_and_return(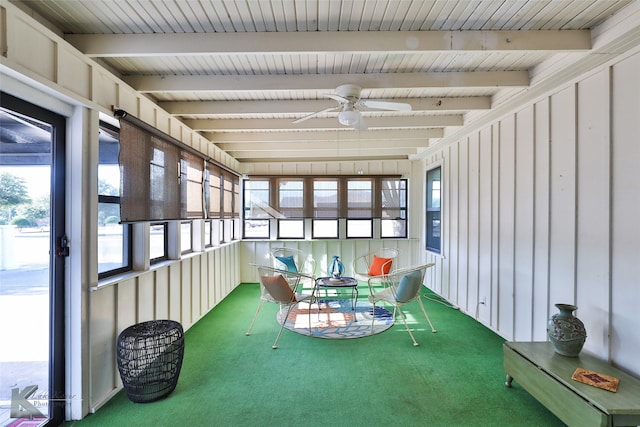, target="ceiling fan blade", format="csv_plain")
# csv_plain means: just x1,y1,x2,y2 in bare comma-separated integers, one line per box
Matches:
358,99,412,111
293,106,340,124
326,93,350,104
